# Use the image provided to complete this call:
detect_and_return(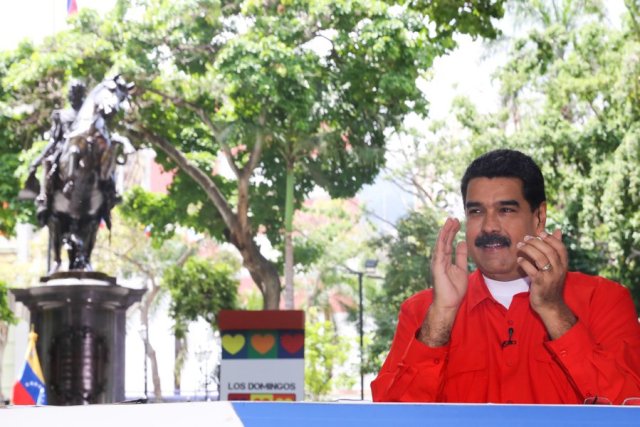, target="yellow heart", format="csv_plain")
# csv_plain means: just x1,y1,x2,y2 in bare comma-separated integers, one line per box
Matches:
251,394,273,401
222,334,246,355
